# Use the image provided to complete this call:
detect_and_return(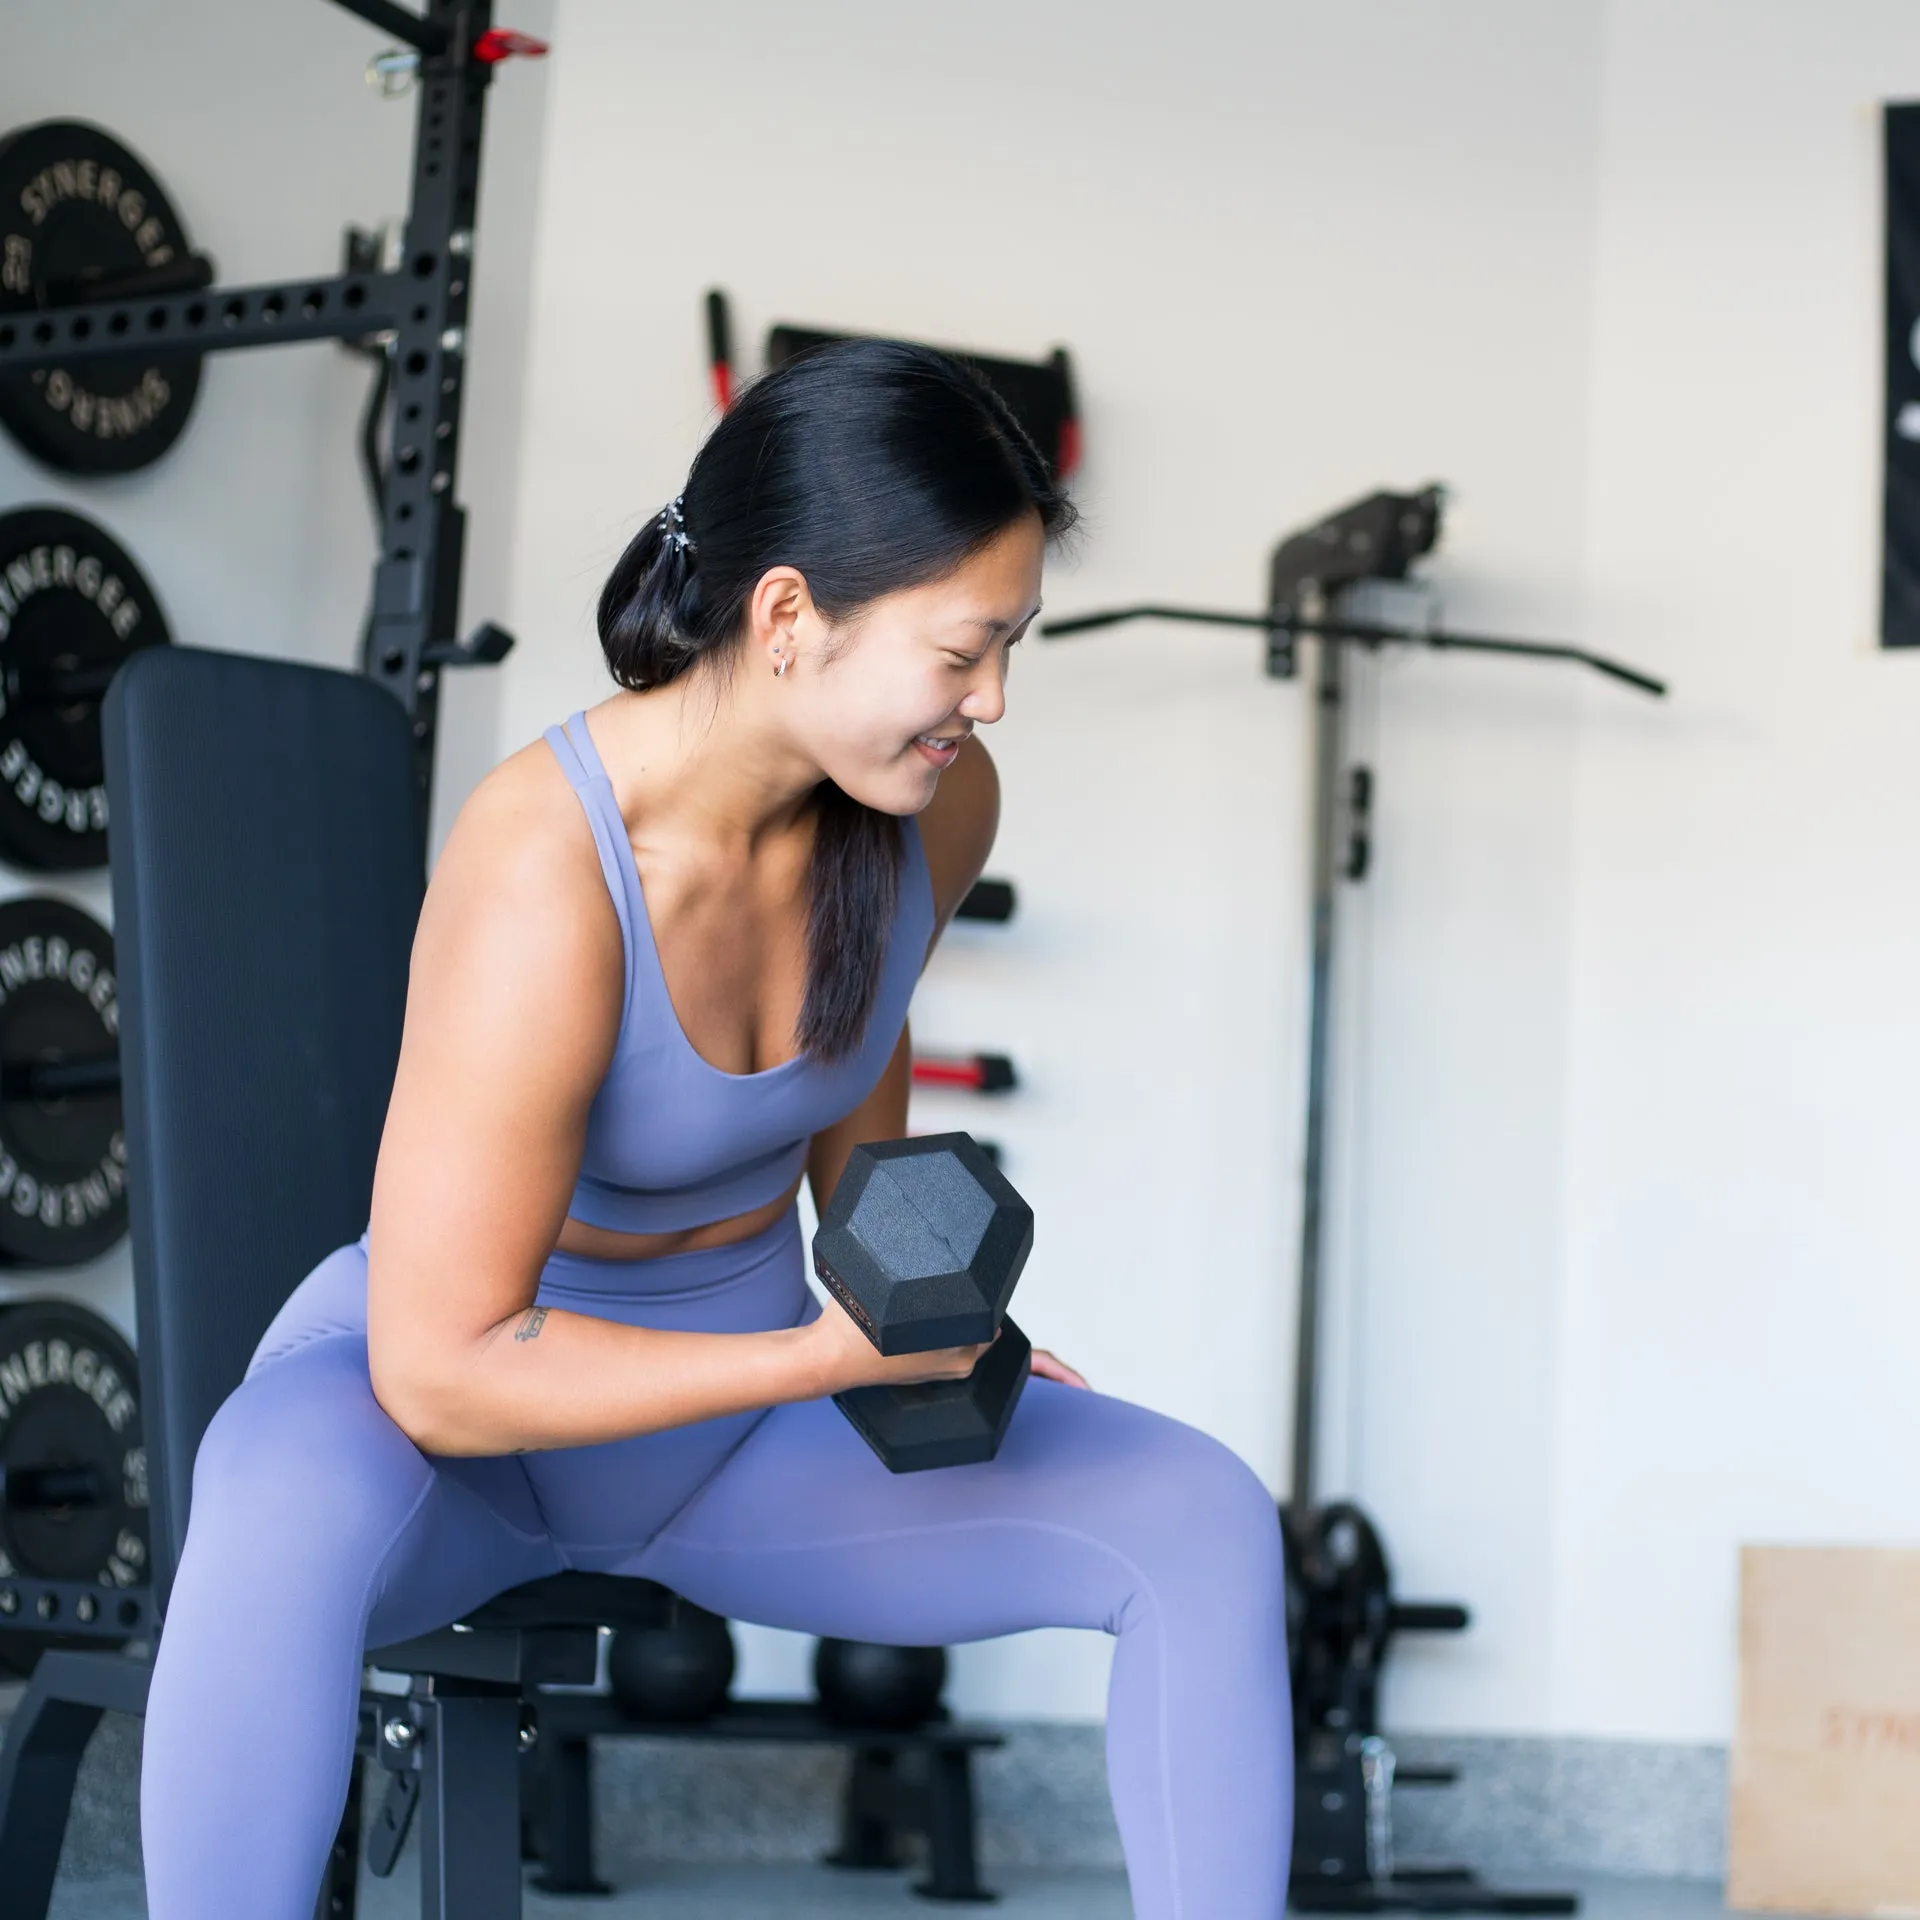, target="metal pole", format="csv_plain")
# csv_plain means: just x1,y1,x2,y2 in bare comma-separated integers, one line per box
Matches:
1289,588,1345,1513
